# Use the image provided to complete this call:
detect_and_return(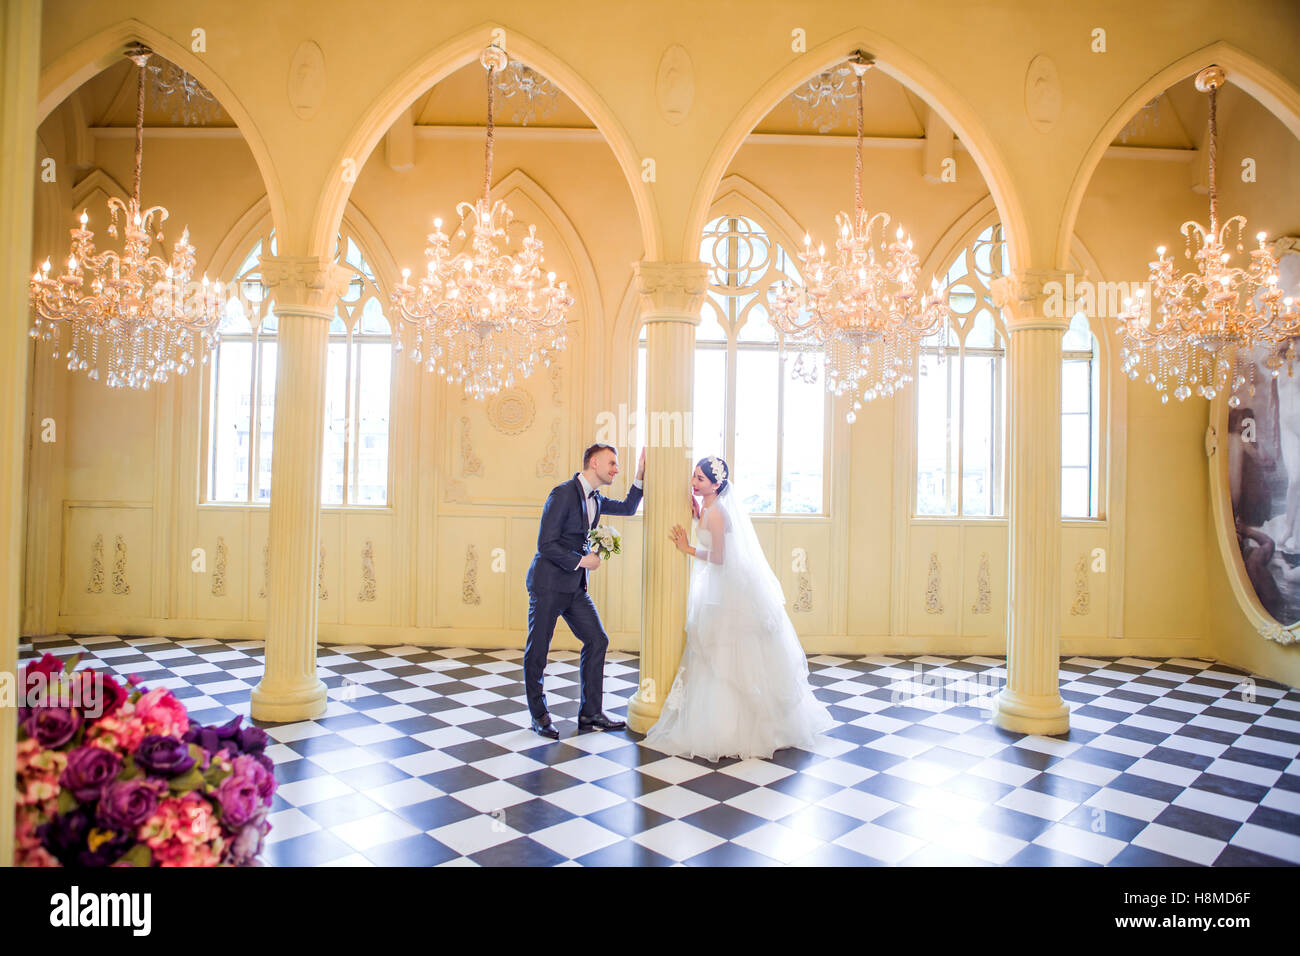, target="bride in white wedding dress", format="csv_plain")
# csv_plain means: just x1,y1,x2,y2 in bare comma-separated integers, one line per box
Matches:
642,455,834,762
